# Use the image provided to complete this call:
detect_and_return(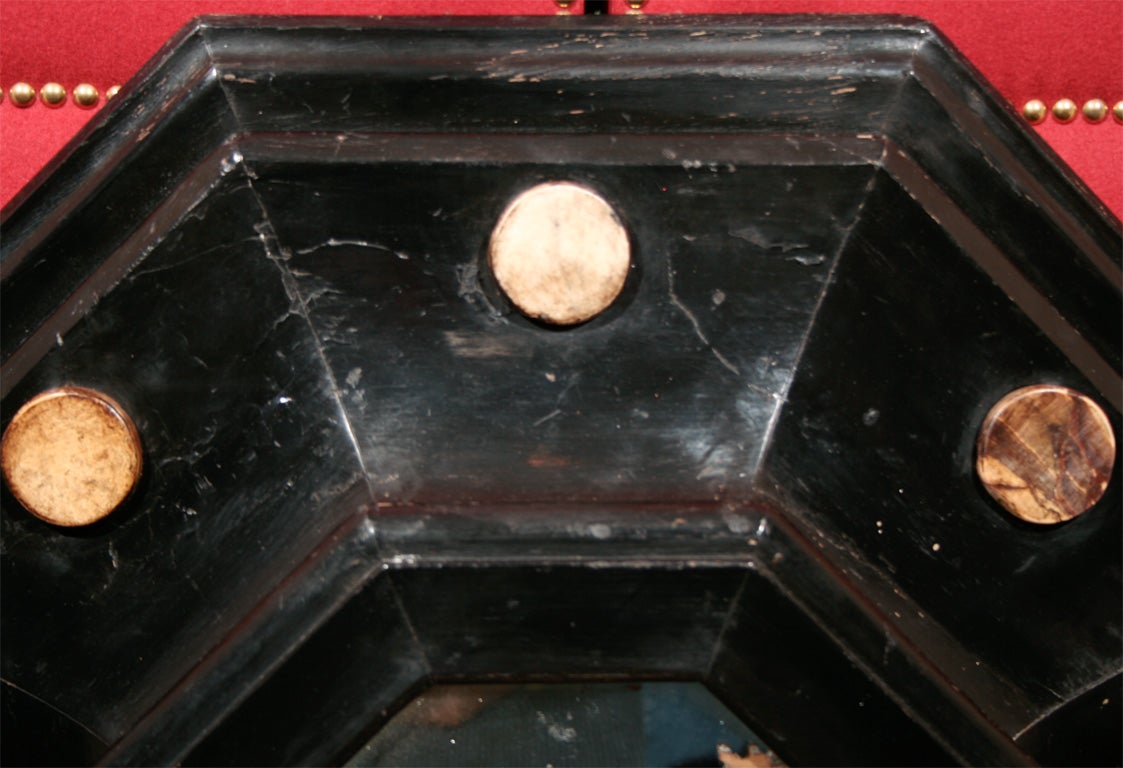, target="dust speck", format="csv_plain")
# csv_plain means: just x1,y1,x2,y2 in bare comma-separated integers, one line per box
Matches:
548,723,577,742
789,253,826,266
589,524,611,539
